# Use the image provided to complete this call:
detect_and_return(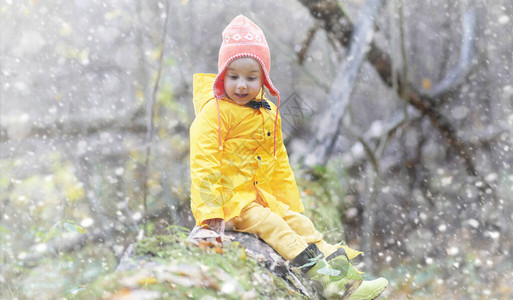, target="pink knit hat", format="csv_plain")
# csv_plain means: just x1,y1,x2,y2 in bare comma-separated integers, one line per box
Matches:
213,15,279,99
212,15,281,159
